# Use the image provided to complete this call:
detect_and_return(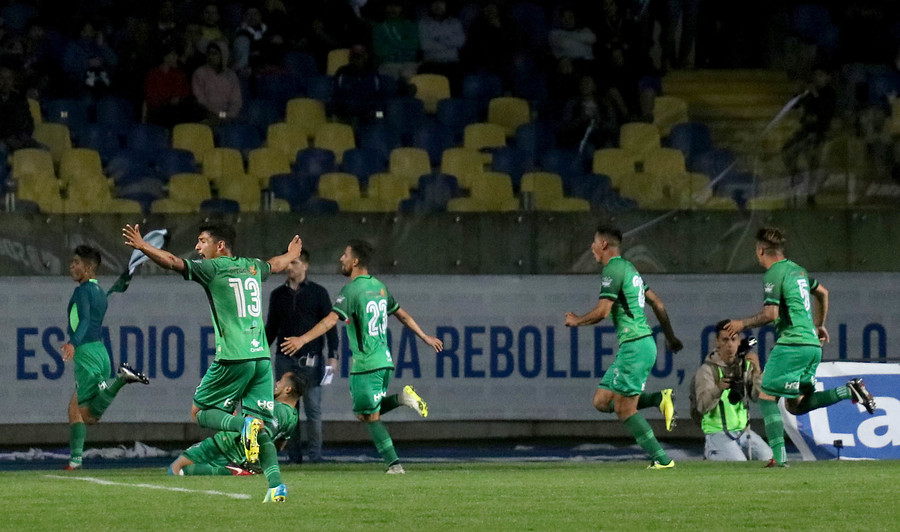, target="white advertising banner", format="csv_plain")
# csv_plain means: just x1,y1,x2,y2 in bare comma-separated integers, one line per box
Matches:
1,273,897,424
